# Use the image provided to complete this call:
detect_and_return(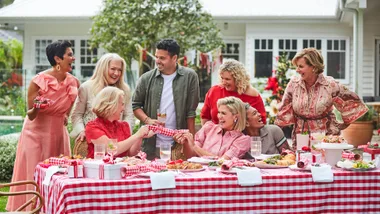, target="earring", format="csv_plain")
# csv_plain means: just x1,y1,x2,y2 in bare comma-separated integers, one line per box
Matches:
56,64,61,71
234,118,237,123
